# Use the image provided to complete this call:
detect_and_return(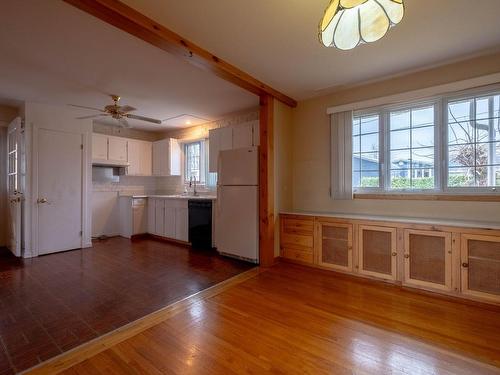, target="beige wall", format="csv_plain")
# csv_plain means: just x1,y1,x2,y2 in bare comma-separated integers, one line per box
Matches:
291,52,500,223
